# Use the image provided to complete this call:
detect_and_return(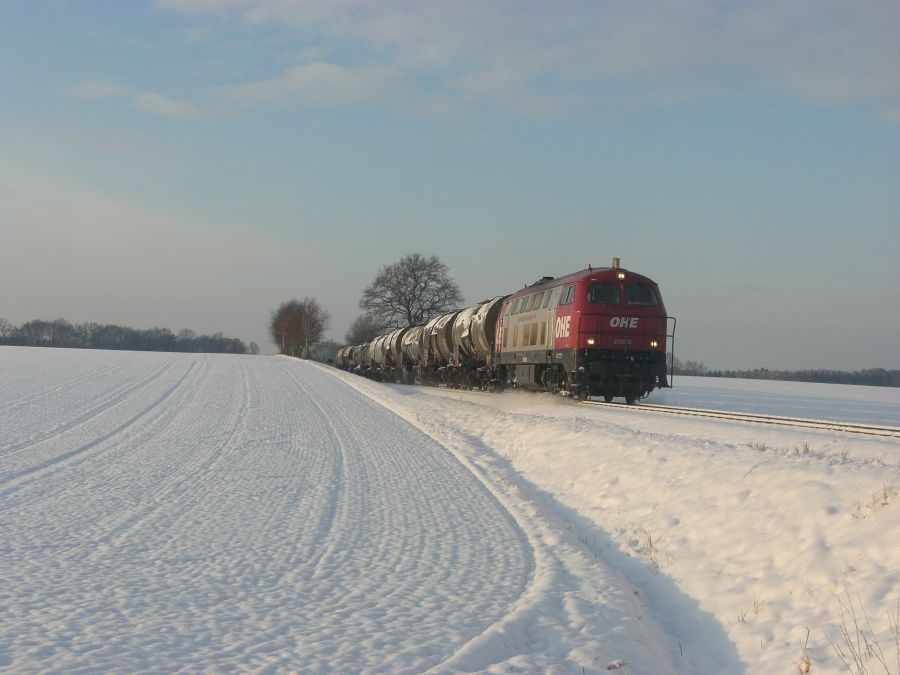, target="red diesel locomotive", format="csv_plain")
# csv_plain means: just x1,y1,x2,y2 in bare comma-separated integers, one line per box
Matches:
336,258,675,402
493,259,673,401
